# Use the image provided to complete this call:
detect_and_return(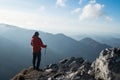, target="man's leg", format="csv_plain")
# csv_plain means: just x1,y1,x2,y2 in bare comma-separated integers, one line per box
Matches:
36,52,41,70
33,53,37,69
